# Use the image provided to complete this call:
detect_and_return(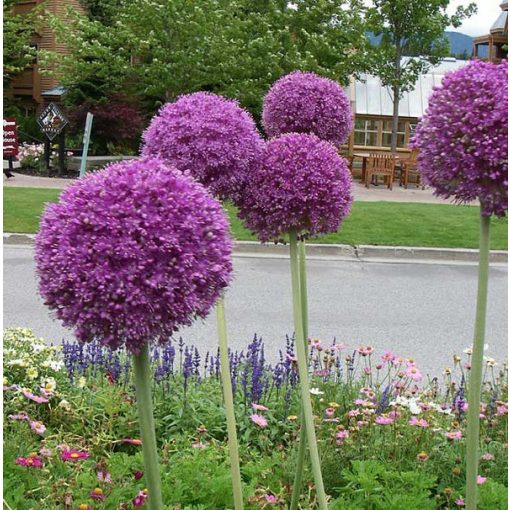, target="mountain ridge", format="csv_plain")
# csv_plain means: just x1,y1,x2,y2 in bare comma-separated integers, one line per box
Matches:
367,31,474,57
